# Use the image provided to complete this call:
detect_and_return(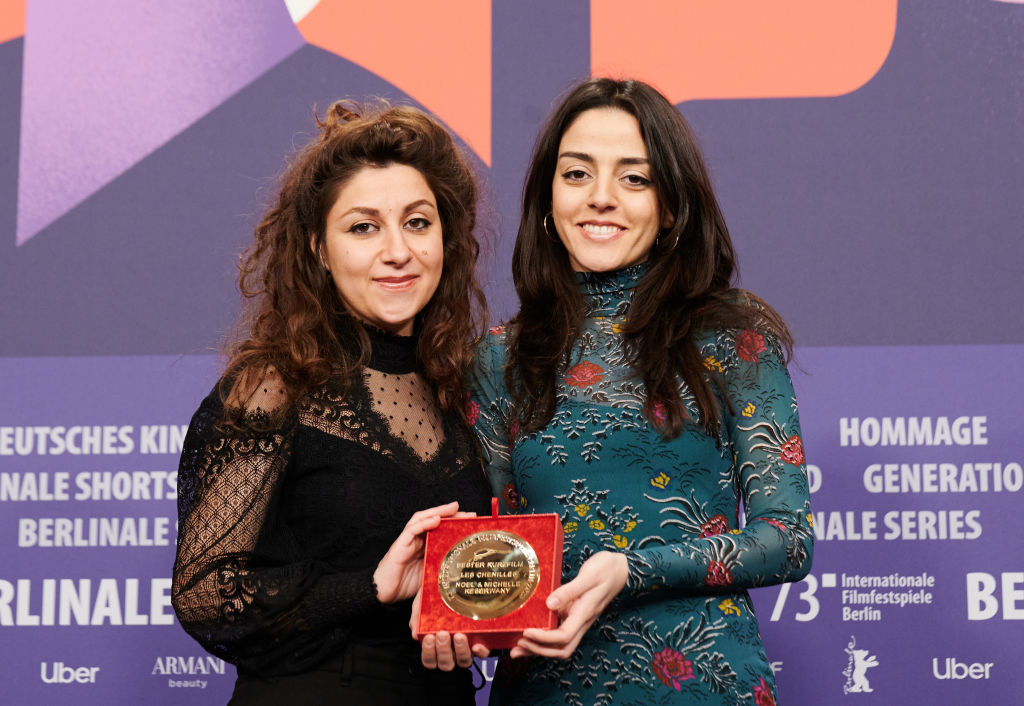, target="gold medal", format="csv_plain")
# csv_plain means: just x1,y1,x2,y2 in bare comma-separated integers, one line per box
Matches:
437,530,540,620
